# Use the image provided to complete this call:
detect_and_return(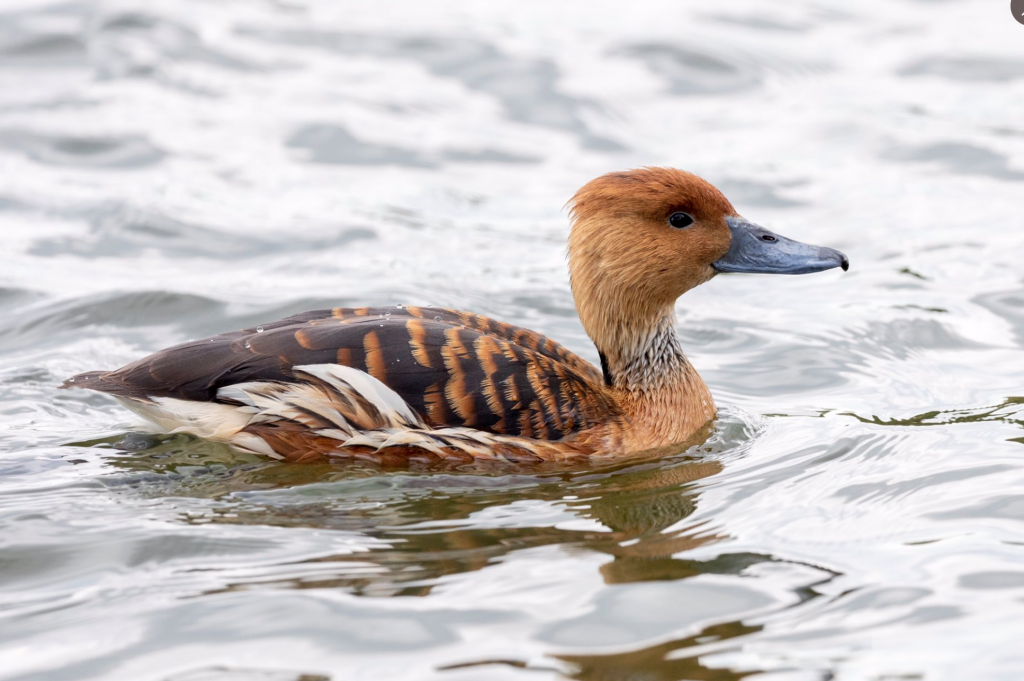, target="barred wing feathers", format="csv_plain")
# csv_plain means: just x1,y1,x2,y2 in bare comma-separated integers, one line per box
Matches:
64,306,619,443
